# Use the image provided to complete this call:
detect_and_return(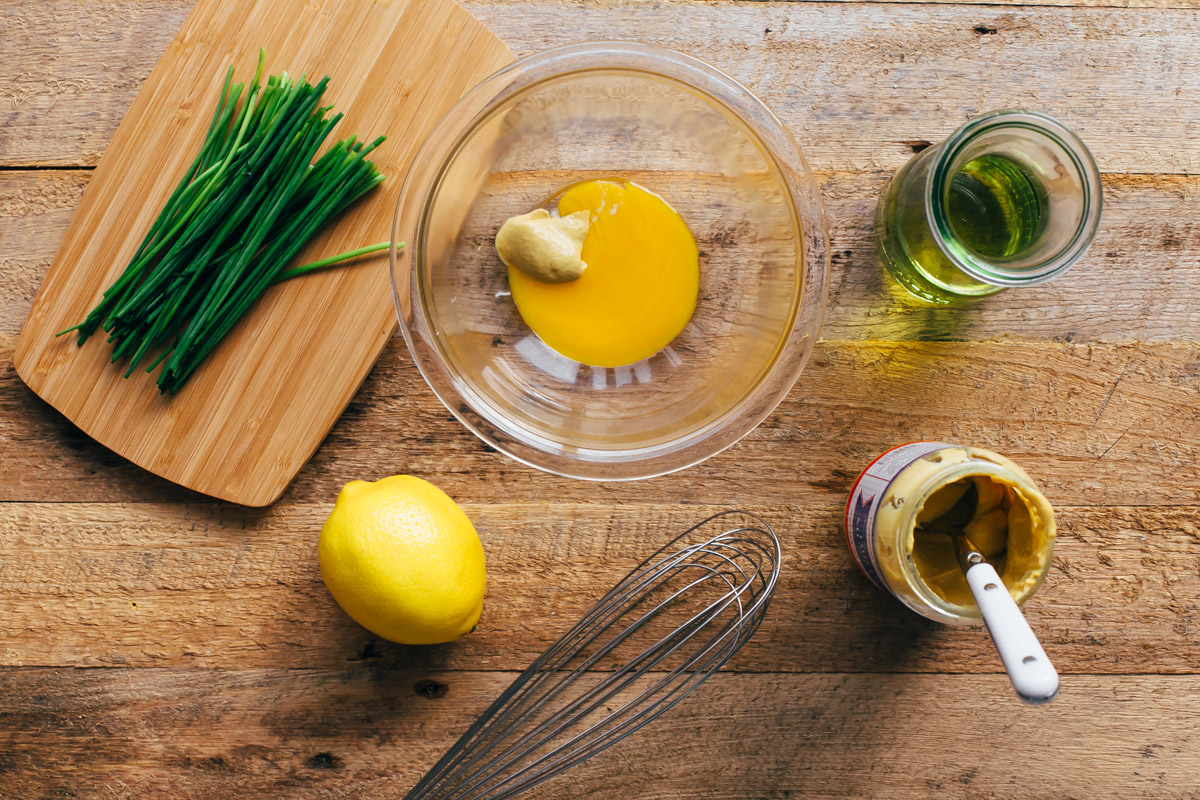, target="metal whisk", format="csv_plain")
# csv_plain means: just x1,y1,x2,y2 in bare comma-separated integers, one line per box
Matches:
404,510,781,800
